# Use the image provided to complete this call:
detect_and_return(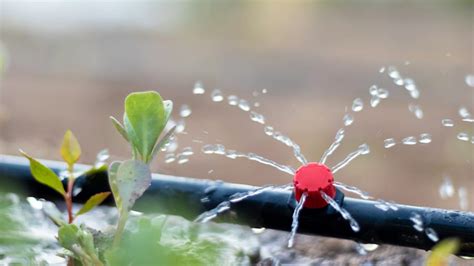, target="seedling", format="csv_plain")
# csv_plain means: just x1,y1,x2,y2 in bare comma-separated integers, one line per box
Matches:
20,130,110,224
16,91,175,264
108,91,174,246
